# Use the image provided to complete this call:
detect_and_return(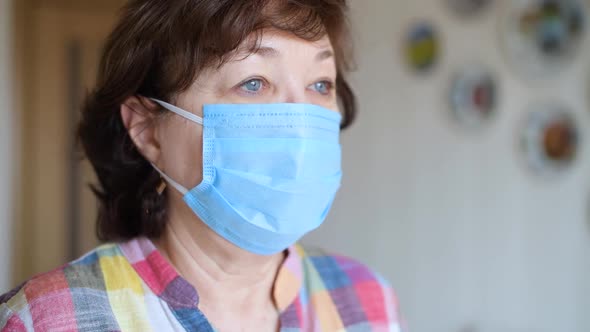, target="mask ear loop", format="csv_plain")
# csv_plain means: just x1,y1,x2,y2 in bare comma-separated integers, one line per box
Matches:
147,98,202,196
149,98,203,125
